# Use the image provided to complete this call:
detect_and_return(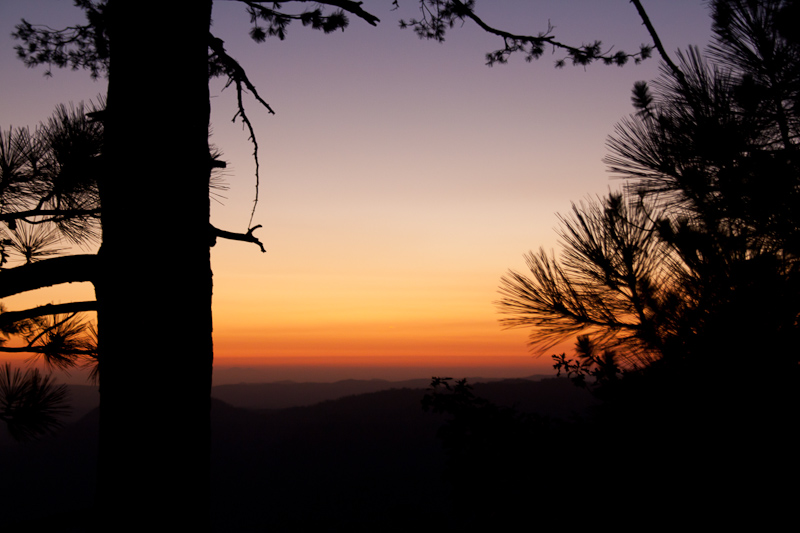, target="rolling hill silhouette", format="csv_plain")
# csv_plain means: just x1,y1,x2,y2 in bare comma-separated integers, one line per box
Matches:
2,376,593,531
